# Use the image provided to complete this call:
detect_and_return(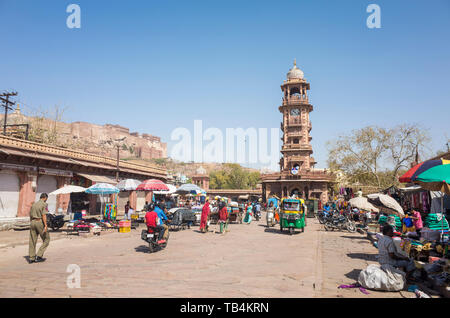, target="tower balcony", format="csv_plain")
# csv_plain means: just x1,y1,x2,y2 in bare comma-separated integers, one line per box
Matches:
282,143,313,151
282,95,309,105
286,131,302,138
286,155,305,162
